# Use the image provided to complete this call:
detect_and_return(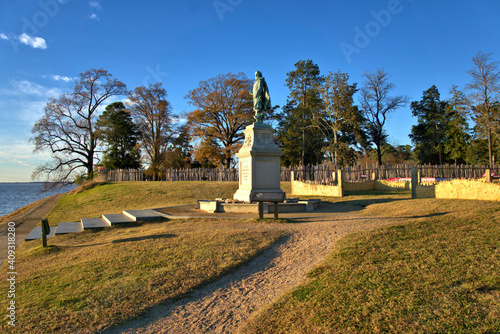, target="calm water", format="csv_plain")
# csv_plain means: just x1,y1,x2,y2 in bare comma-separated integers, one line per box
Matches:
0,183,76,217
